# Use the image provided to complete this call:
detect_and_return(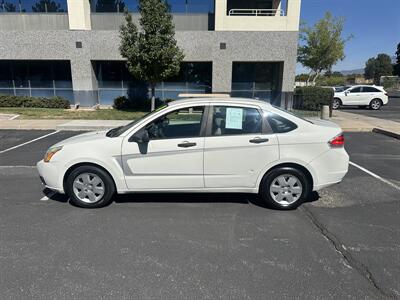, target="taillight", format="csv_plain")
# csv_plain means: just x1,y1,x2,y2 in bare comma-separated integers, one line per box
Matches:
329,134,344,147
